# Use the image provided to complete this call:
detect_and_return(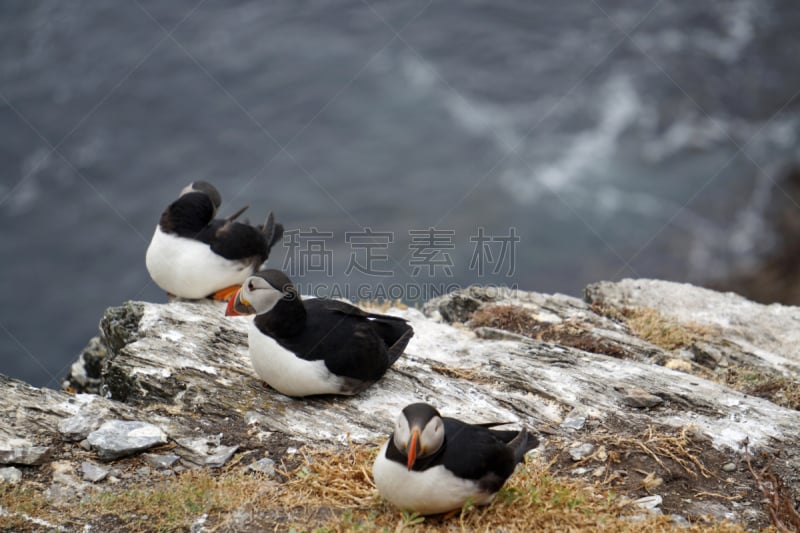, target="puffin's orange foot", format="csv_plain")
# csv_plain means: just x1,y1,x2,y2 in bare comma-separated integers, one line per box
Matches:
211,285,240,301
